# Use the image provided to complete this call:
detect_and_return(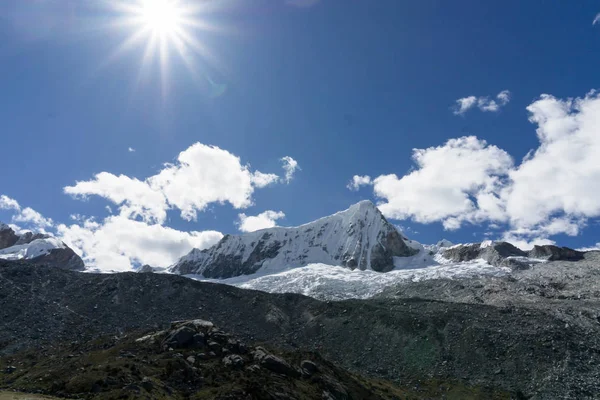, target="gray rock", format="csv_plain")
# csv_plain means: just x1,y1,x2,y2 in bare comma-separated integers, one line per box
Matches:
527,245,585,261
222,354,245,369
0,224,19,250
300,360,318,375
260,354,300,377
442,242,526,268
14,232,50,245
138,264,155,273
164,326,196,348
